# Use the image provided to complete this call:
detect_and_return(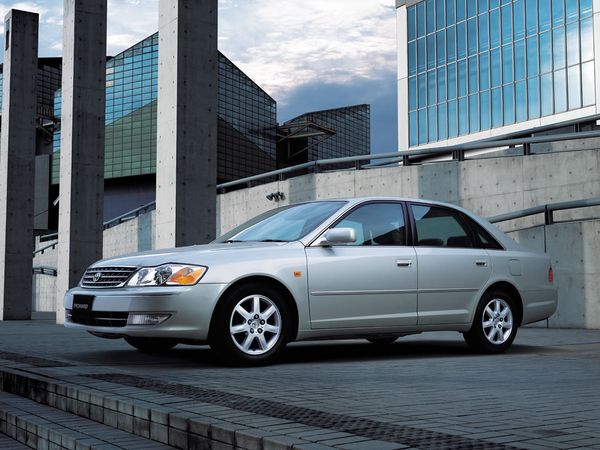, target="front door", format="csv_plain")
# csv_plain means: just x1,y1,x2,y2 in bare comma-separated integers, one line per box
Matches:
306,202,418,329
